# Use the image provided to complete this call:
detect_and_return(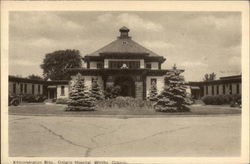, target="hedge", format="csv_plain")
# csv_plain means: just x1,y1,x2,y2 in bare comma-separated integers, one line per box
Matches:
202,94,241,105
21,94,47,103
